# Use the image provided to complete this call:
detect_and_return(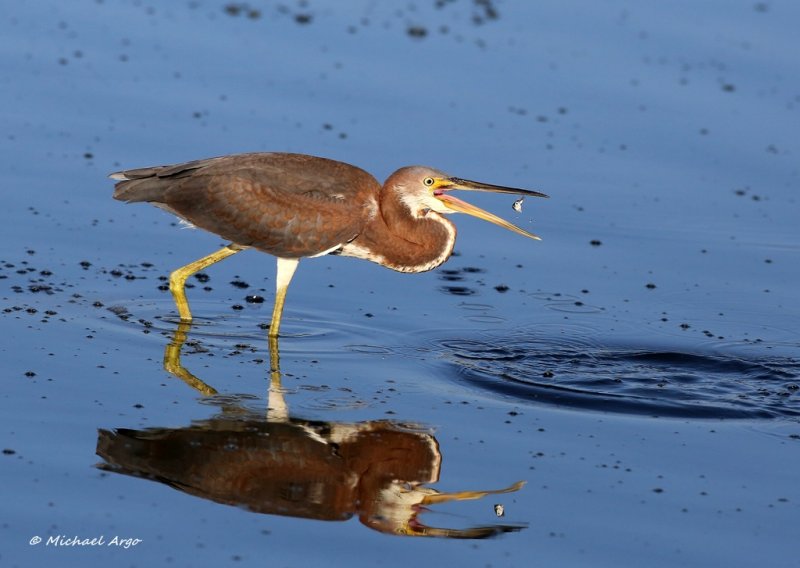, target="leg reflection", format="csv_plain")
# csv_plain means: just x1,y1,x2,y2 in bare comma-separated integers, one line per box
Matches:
163,321,218,396
267,335,288,422
163,321,288,422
